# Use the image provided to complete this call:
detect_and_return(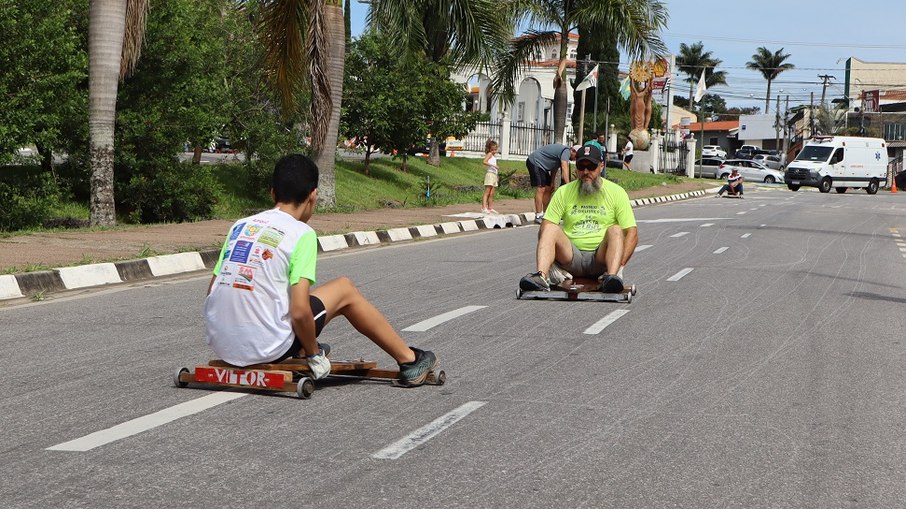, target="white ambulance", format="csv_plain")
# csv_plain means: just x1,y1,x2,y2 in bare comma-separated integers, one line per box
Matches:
784,136,887,194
